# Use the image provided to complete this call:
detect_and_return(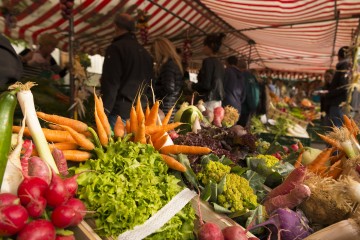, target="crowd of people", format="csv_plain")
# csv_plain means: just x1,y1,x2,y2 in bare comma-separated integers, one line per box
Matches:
0,12,352,129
